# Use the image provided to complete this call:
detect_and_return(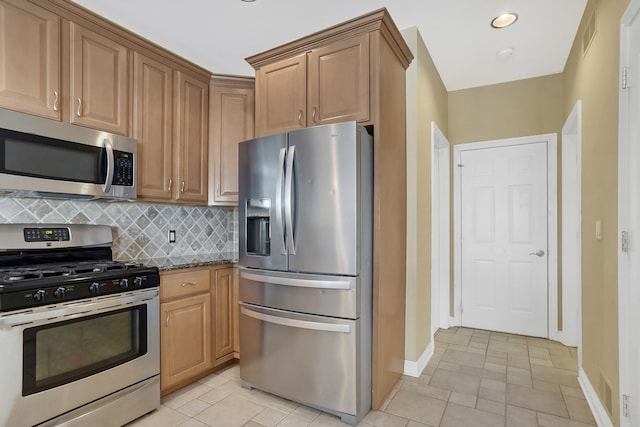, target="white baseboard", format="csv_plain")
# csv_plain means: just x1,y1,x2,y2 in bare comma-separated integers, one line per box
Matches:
449,316,458,327
403,341,434,378
578,368,614,427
